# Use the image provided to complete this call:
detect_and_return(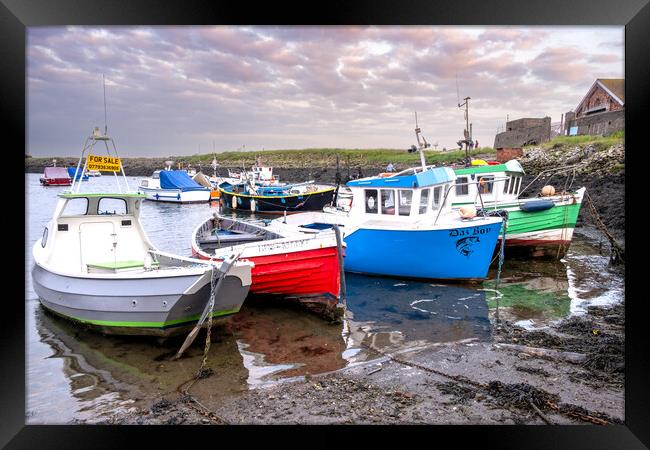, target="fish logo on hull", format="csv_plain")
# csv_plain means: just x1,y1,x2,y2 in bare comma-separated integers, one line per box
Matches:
456,236,480,256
